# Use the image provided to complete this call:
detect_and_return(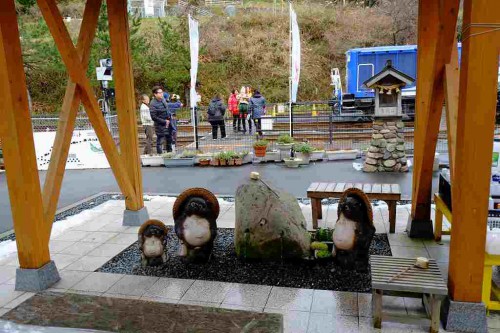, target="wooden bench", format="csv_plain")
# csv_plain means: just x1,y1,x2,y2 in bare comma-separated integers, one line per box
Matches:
371,255,448,333
307,182,401,233
433,193,452,241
